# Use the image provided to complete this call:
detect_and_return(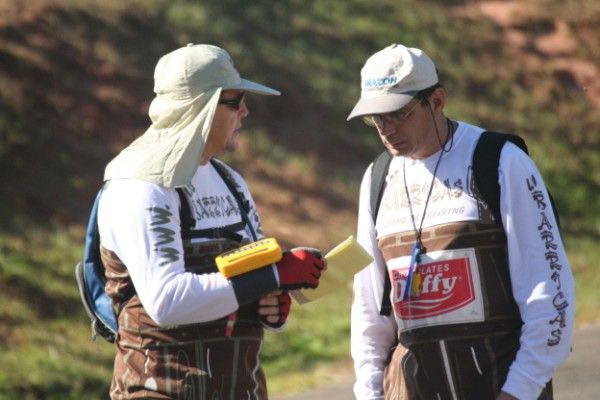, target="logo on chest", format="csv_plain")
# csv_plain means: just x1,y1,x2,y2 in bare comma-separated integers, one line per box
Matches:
390,249,482,321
